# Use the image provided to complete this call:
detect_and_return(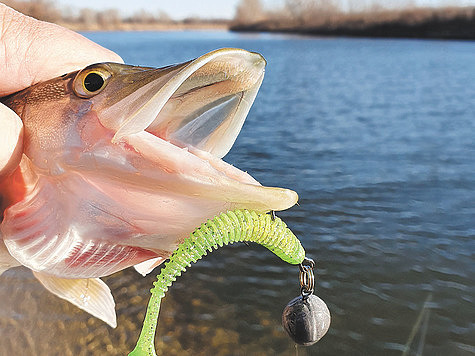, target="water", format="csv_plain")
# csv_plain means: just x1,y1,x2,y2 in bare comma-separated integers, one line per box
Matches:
1,32,474,355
